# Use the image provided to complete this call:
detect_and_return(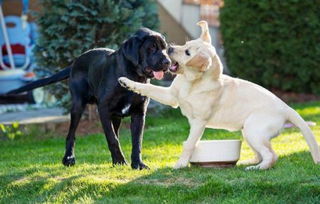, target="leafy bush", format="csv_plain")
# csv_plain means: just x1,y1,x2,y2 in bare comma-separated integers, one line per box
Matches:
34,0,159,108
220,0,320,94
0,123,22,140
